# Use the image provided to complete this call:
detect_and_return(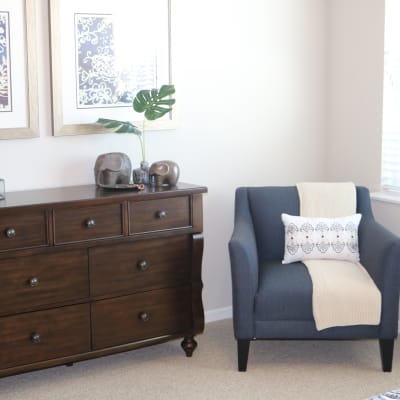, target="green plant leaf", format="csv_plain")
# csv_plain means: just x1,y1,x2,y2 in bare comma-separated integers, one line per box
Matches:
157,99,175,106
133,84,176,121
158,84,176,98
96,118,142,135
